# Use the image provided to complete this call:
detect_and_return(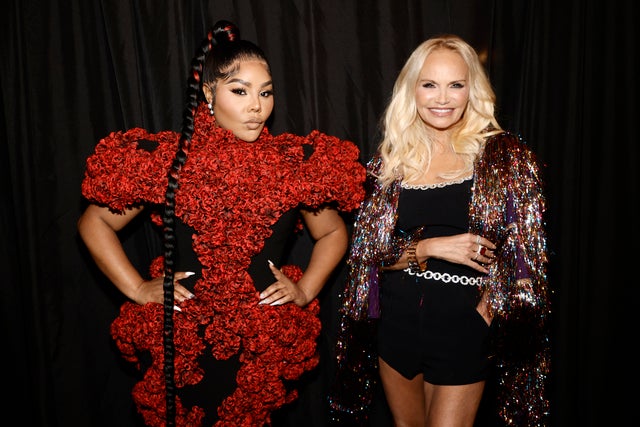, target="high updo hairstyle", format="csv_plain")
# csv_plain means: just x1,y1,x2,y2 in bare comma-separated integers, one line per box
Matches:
159,20,270,426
